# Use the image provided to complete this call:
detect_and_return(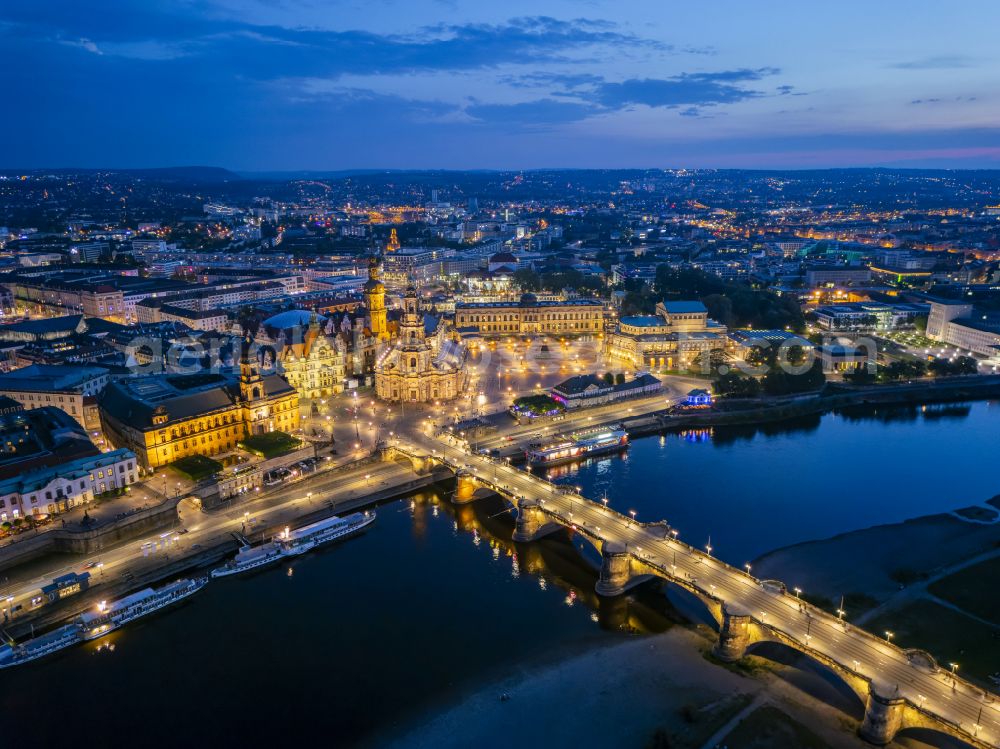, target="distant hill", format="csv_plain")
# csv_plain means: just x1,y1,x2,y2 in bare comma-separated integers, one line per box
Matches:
3,166,242,183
